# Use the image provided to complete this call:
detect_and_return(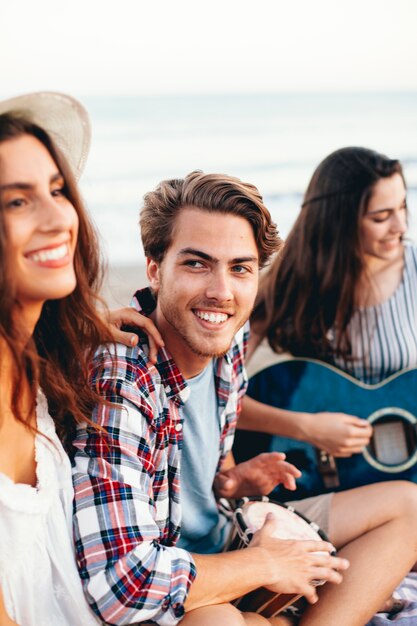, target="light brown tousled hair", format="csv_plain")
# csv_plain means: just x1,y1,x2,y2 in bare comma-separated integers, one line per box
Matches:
252,147,405,359
140,170,282,268
0,114,112,451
